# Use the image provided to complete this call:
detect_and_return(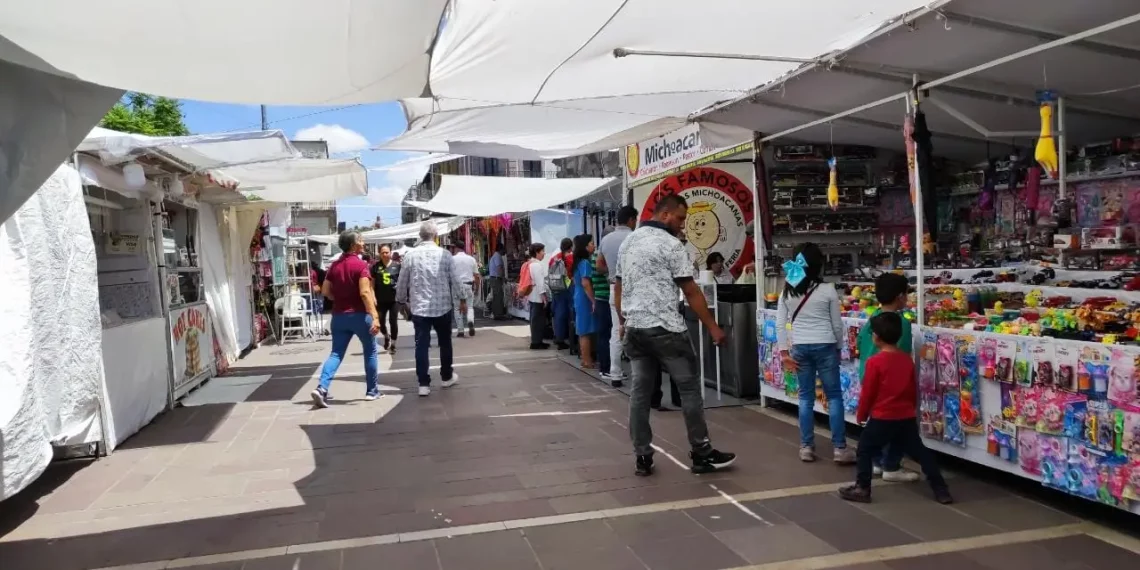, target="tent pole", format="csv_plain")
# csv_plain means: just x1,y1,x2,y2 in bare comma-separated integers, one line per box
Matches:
1057,97,1068,200
908,87,926,330
751,132,767,407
